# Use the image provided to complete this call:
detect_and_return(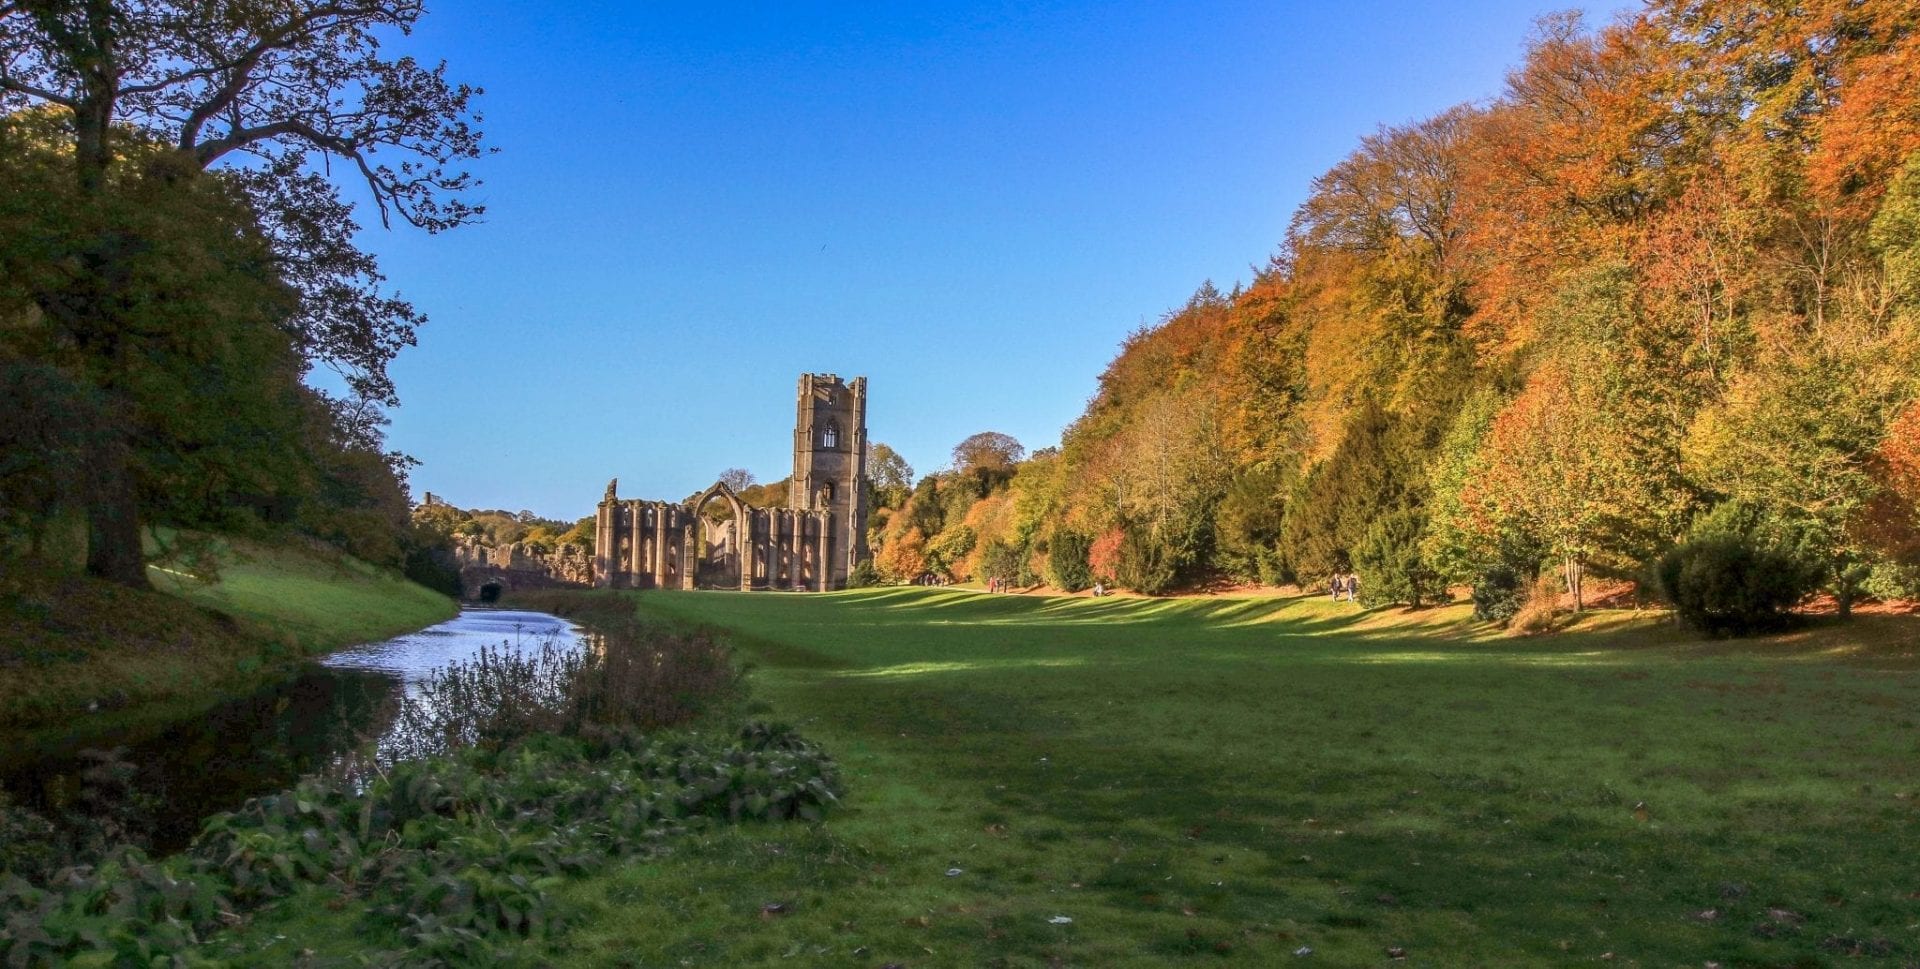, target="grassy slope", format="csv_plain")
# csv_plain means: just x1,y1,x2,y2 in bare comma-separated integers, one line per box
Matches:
492,589,1920,968
0,536,455,729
